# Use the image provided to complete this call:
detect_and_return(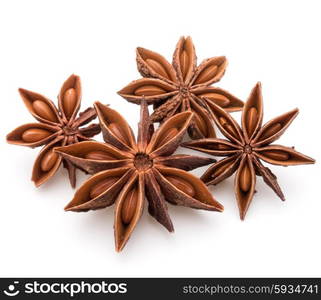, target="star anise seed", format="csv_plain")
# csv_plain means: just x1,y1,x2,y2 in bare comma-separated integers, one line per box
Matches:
182,82,315,220
55,101,223,251
118,36,244,139
6,75,101,187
